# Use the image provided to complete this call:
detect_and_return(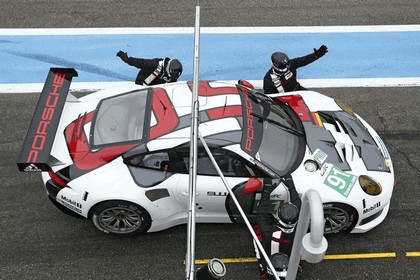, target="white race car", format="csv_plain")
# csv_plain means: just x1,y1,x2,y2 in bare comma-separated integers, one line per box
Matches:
17,68,394,235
